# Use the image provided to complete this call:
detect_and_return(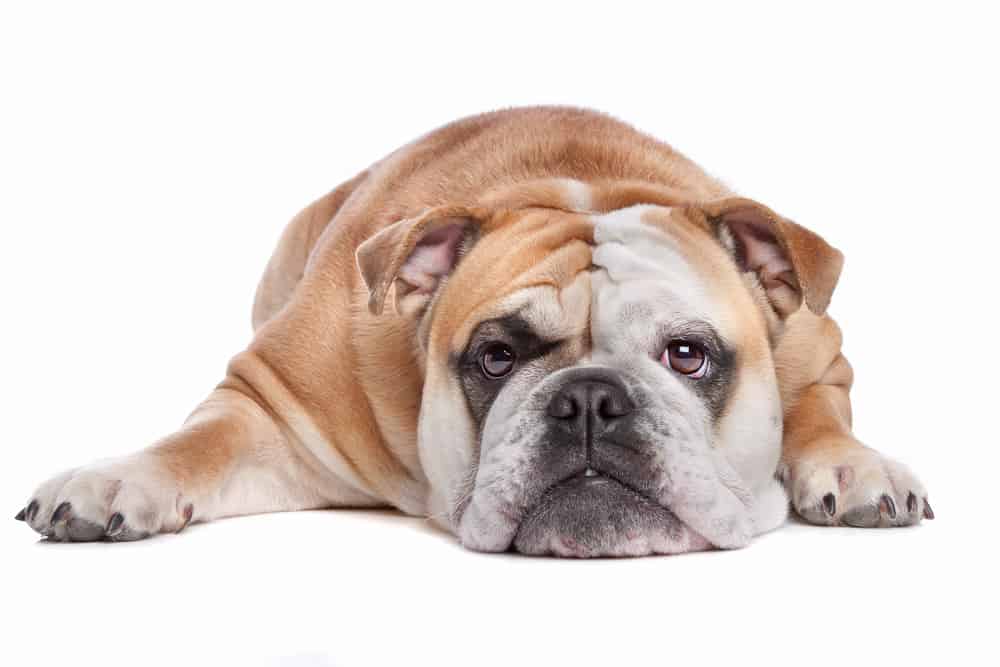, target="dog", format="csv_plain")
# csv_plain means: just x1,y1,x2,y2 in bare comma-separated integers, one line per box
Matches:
16,107,932,556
